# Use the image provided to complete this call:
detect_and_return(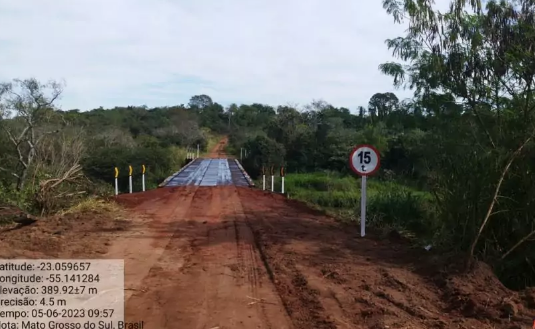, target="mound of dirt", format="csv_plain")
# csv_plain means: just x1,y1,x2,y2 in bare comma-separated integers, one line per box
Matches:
0,206,130,259
440,261,527,321
0,203,33,224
